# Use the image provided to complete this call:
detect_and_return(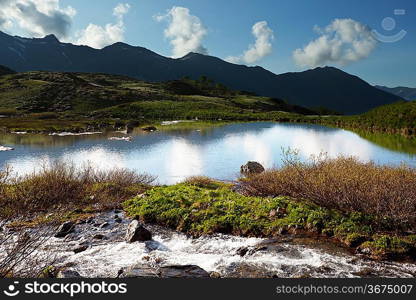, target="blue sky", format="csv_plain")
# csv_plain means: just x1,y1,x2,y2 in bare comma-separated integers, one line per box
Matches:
2,0,416,87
